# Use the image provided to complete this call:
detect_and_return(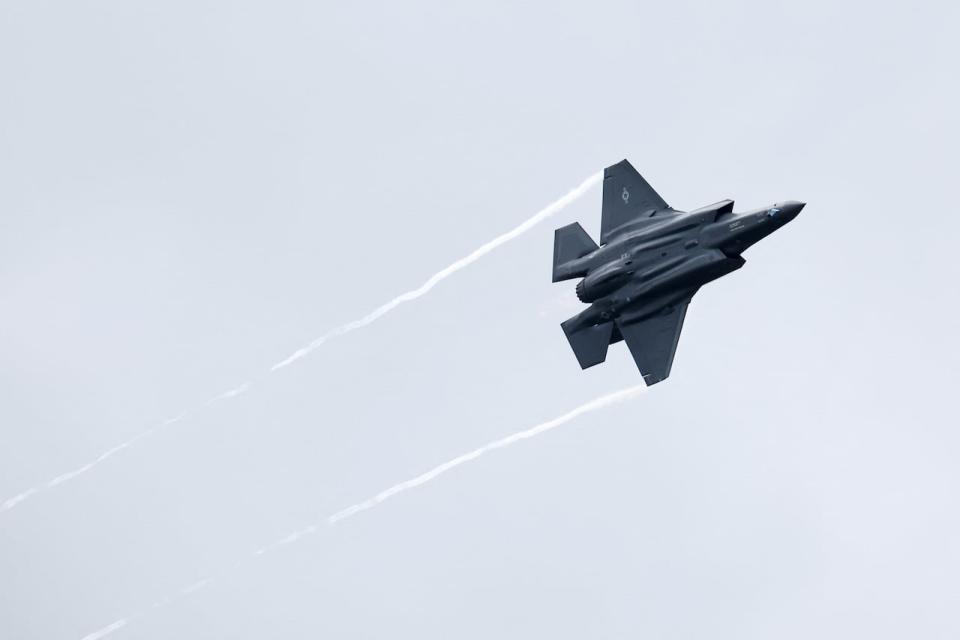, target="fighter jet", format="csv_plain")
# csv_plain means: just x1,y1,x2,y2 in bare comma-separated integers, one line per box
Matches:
553,160,804,385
